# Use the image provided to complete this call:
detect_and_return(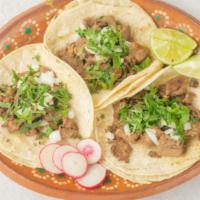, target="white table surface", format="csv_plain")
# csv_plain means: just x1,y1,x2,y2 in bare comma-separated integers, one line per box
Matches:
0,0,200,200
